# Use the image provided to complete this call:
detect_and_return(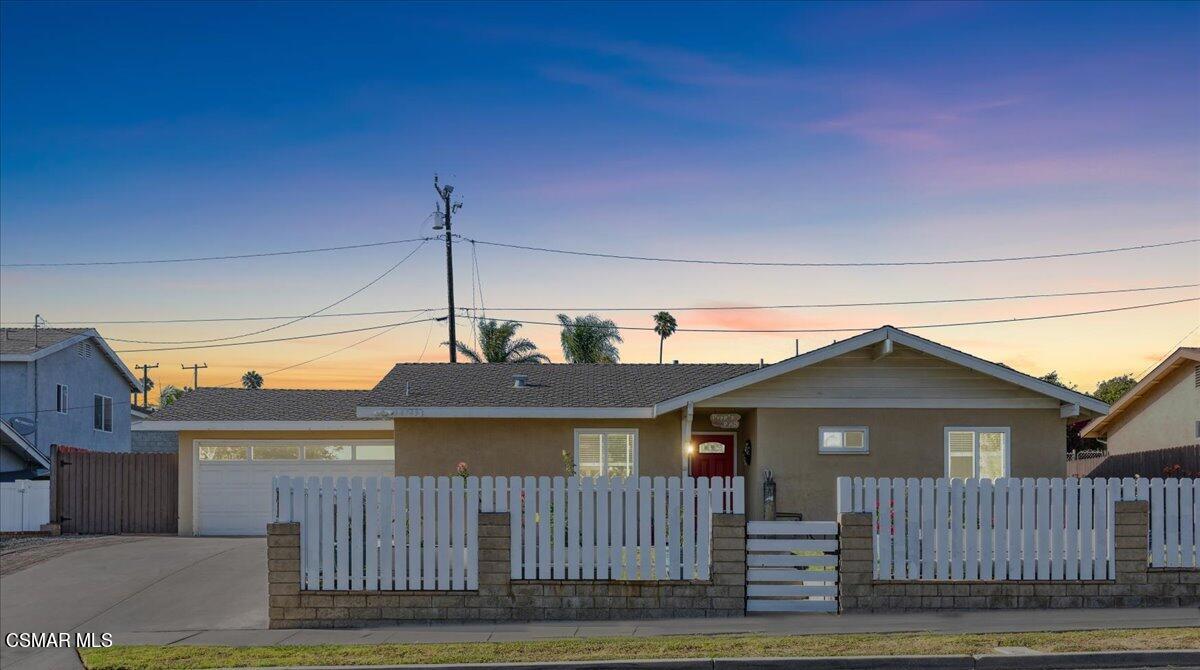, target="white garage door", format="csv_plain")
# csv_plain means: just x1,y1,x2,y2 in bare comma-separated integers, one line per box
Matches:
195,440,394,536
